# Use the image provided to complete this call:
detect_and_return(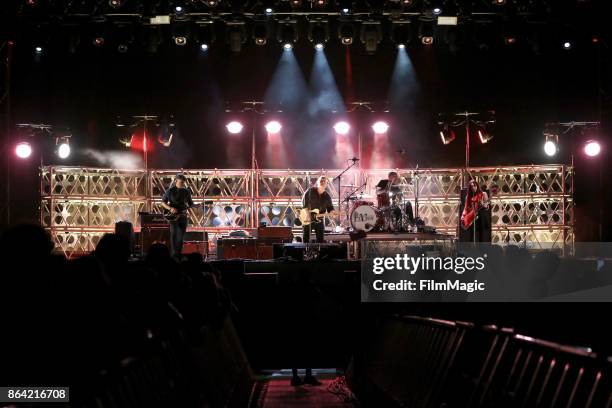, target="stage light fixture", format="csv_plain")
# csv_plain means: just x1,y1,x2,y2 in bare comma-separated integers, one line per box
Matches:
313,0,328,7
278,19,299,48
253,22,269,45
439,125,455,145
419,20,435,45
542,125,559,156
174,36,187,46
115,24,135,53
93,37,105,47
34,46,43,54
333,121,350,135
226,21,247,53
146,26,163,53
562,41,572,50
477,129,493,144
338,22,355,45
584,140,601,157
493,0,506,5
265,7,273,15
372,121,389,134
544,140,557,157
265,121,282,134
57,142,71,159
226,121,243,134
290,0,302,7
391,20,412,48
360,21,382,54
308,19,329,49
15,142,33,159
196,22,216,50
433,7,442,15
108,0,124,9
206,0,219,7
